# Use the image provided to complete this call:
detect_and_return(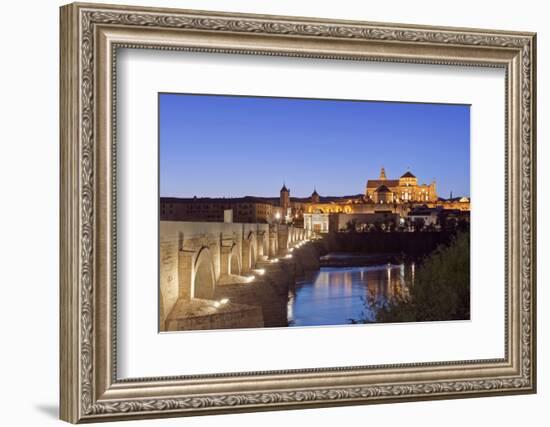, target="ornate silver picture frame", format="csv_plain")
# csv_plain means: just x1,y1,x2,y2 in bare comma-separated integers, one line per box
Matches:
60,2,536,423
